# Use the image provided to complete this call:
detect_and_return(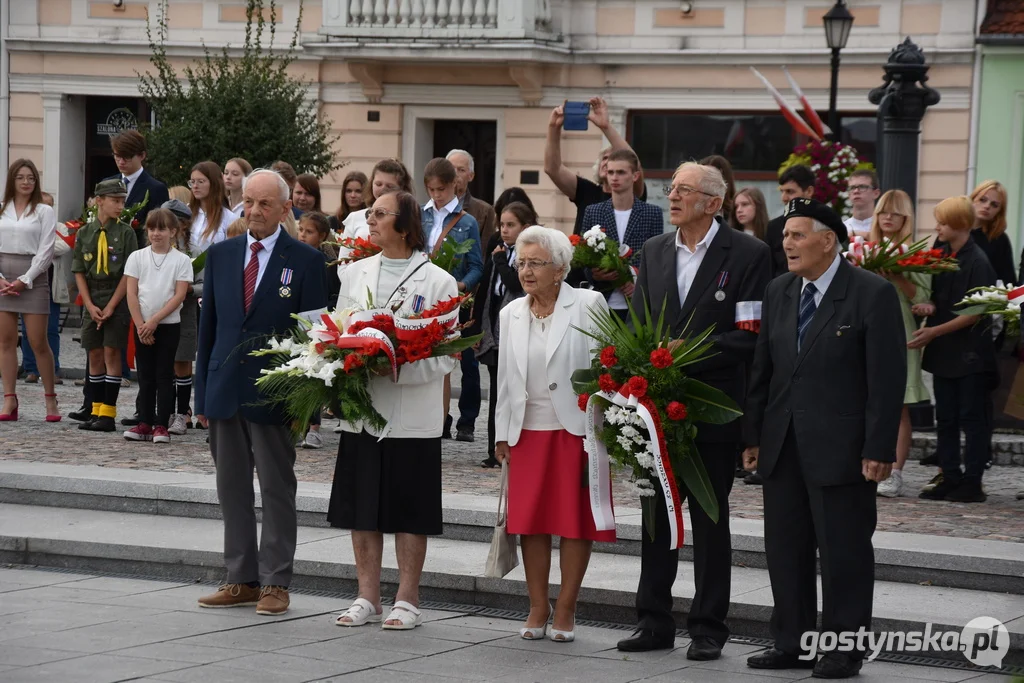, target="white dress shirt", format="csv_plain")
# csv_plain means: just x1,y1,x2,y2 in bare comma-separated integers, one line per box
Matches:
609,208,632,310
0,202,57,288
843,215,872,237
244,226,282,290
801,253,842,307
121,167,144,198
425,196,460,250
675,218,721,307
